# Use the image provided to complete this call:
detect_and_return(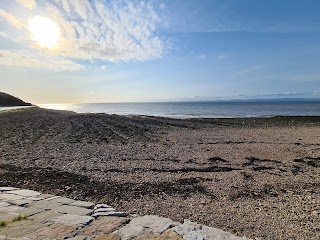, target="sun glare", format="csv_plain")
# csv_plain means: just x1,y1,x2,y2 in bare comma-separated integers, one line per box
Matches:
28,17,60,49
